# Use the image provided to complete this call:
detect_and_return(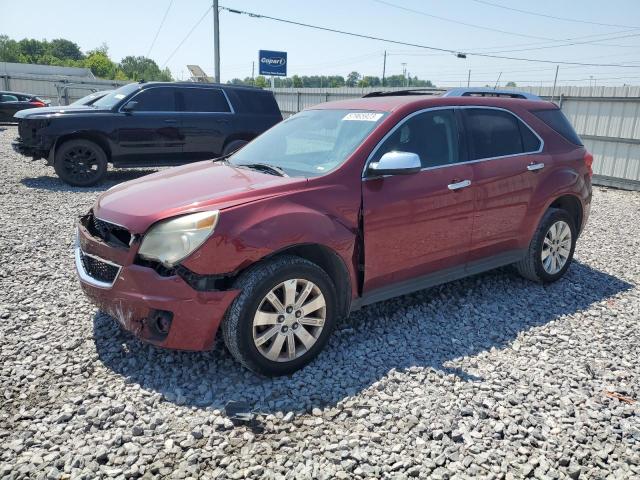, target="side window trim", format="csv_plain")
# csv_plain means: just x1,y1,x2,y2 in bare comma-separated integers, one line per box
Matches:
362,105,544,178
